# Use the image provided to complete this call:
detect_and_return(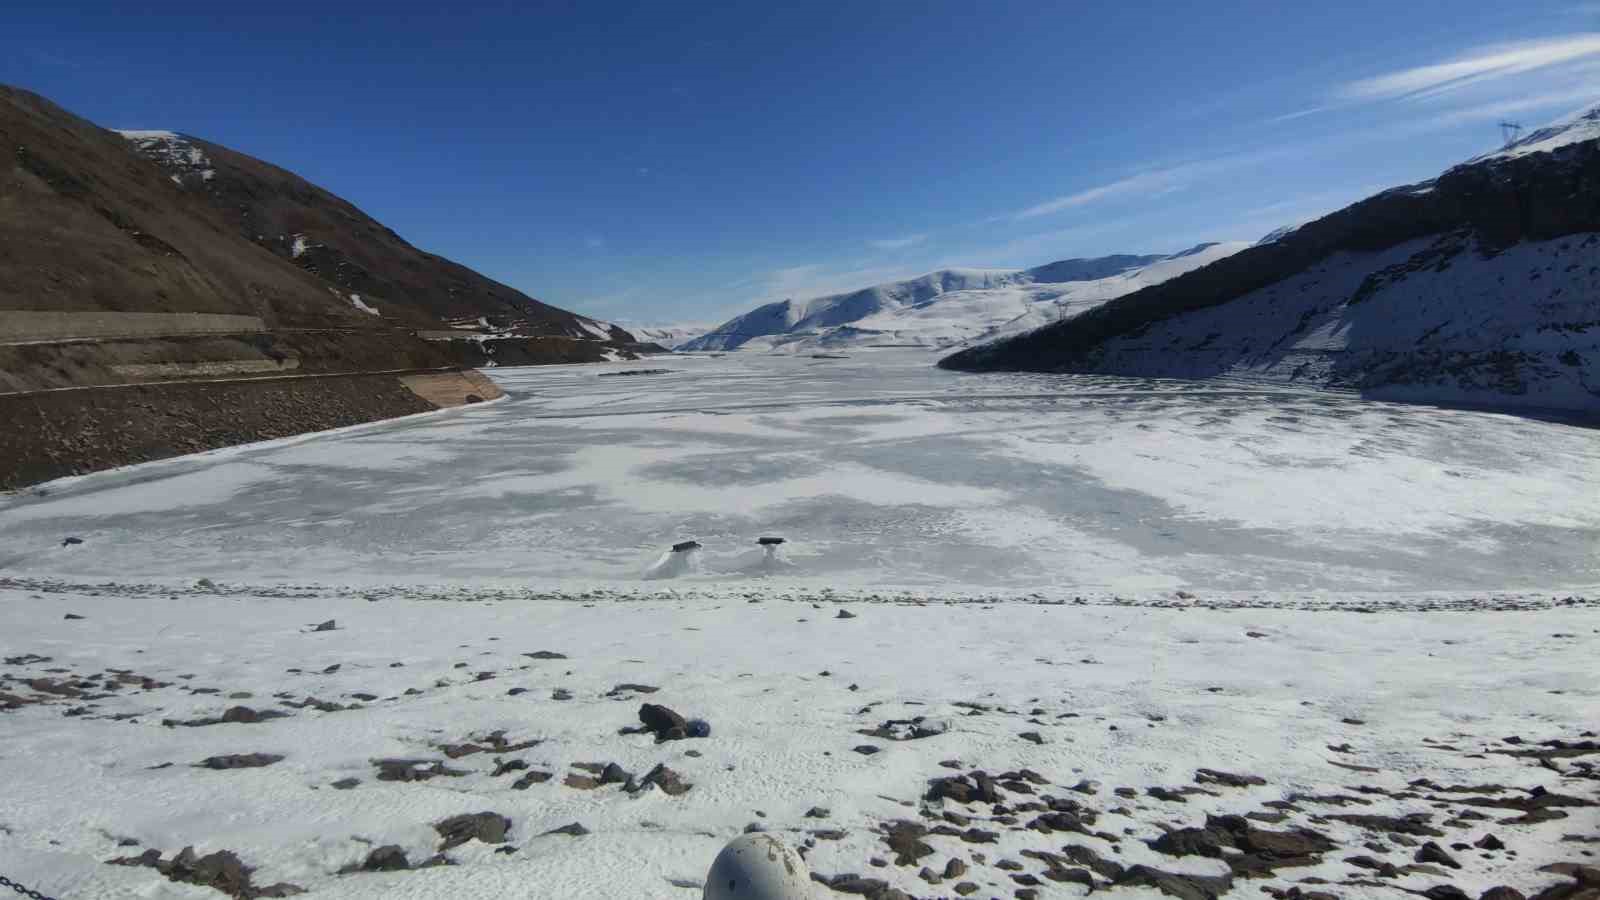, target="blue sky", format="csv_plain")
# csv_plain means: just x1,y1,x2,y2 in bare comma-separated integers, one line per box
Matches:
7,1,1600,324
